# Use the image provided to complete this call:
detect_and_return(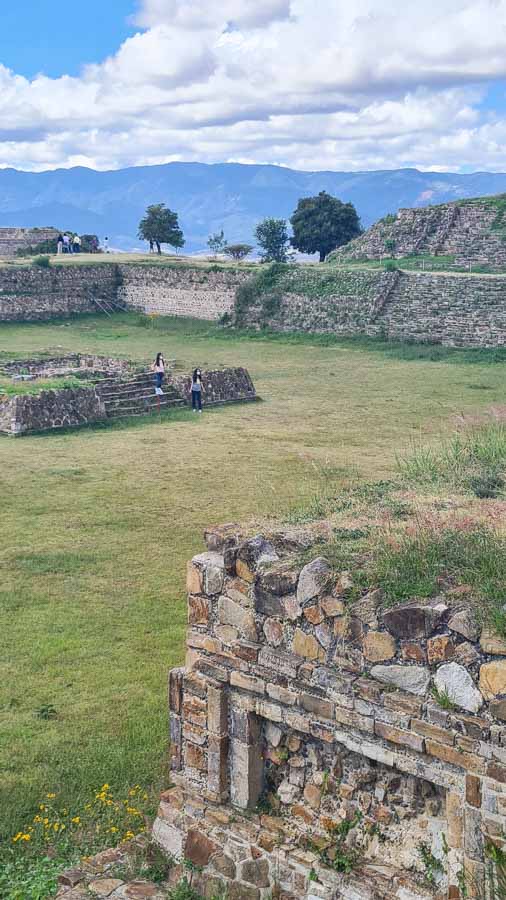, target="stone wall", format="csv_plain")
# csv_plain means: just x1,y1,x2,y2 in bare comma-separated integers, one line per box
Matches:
0,227,60,258
174,368,256,406
153,524,506,900
333,200,506,268
118,264,251,321
2,387,107,435
238,268,506,348
1,354,132,378
0,264,119,321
